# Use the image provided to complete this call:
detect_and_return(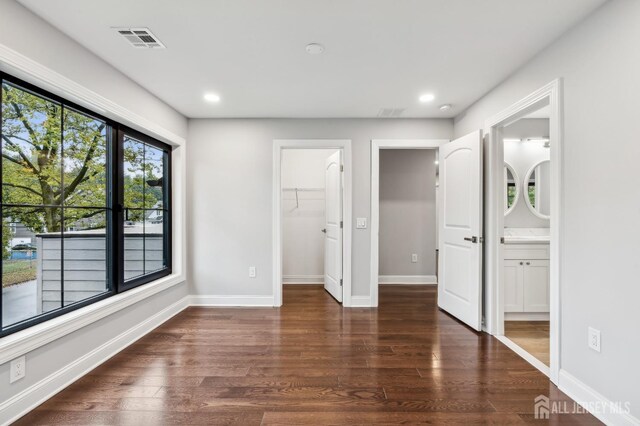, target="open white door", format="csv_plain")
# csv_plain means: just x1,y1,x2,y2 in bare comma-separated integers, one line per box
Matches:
324,150,343,302
438,130,483,330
